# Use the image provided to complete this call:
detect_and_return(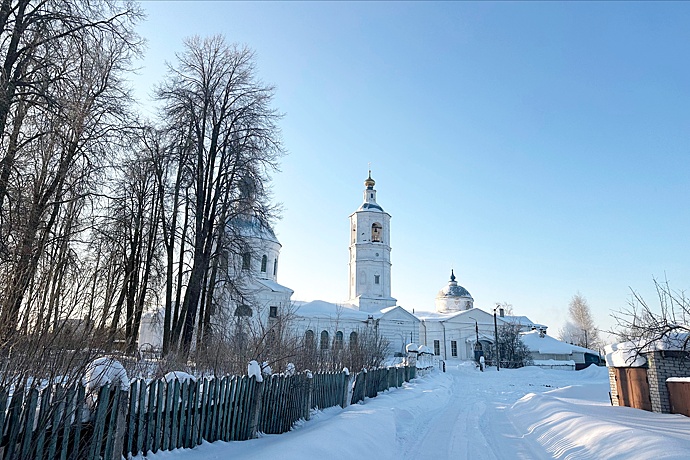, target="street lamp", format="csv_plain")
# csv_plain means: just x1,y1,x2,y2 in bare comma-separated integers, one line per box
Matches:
494,305,501,371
